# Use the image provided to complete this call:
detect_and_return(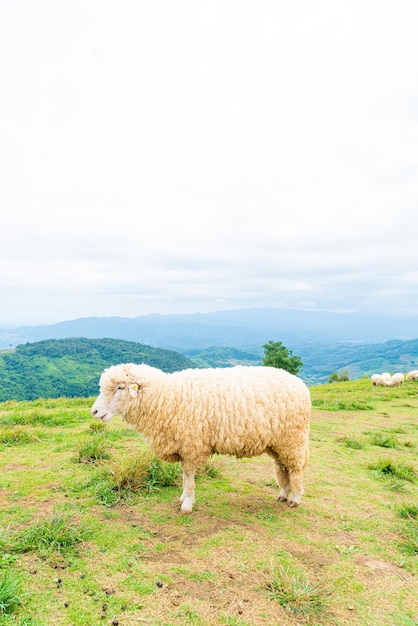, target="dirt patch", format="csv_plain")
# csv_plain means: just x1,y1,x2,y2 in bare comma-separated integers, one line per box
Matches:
357,556,409,577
